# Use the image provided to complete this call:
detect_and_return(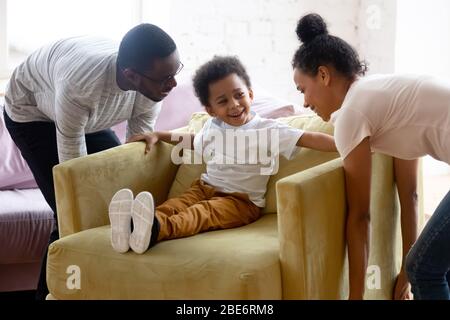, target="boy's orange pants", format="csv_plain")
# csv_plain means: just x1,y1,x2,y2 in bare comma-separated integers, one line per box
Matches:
156,179,261,241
